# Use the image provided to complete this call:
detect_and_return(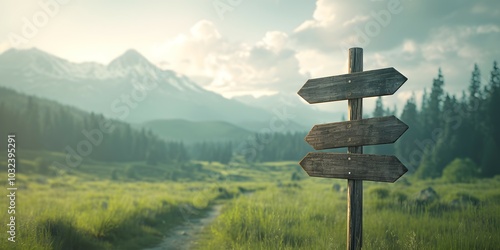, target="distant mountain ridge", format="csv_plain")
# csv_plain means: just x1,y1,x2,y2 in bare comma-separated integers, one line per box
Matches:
233,93,344,125
0,48,278,124
0,48,339,129
141,119,253,143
